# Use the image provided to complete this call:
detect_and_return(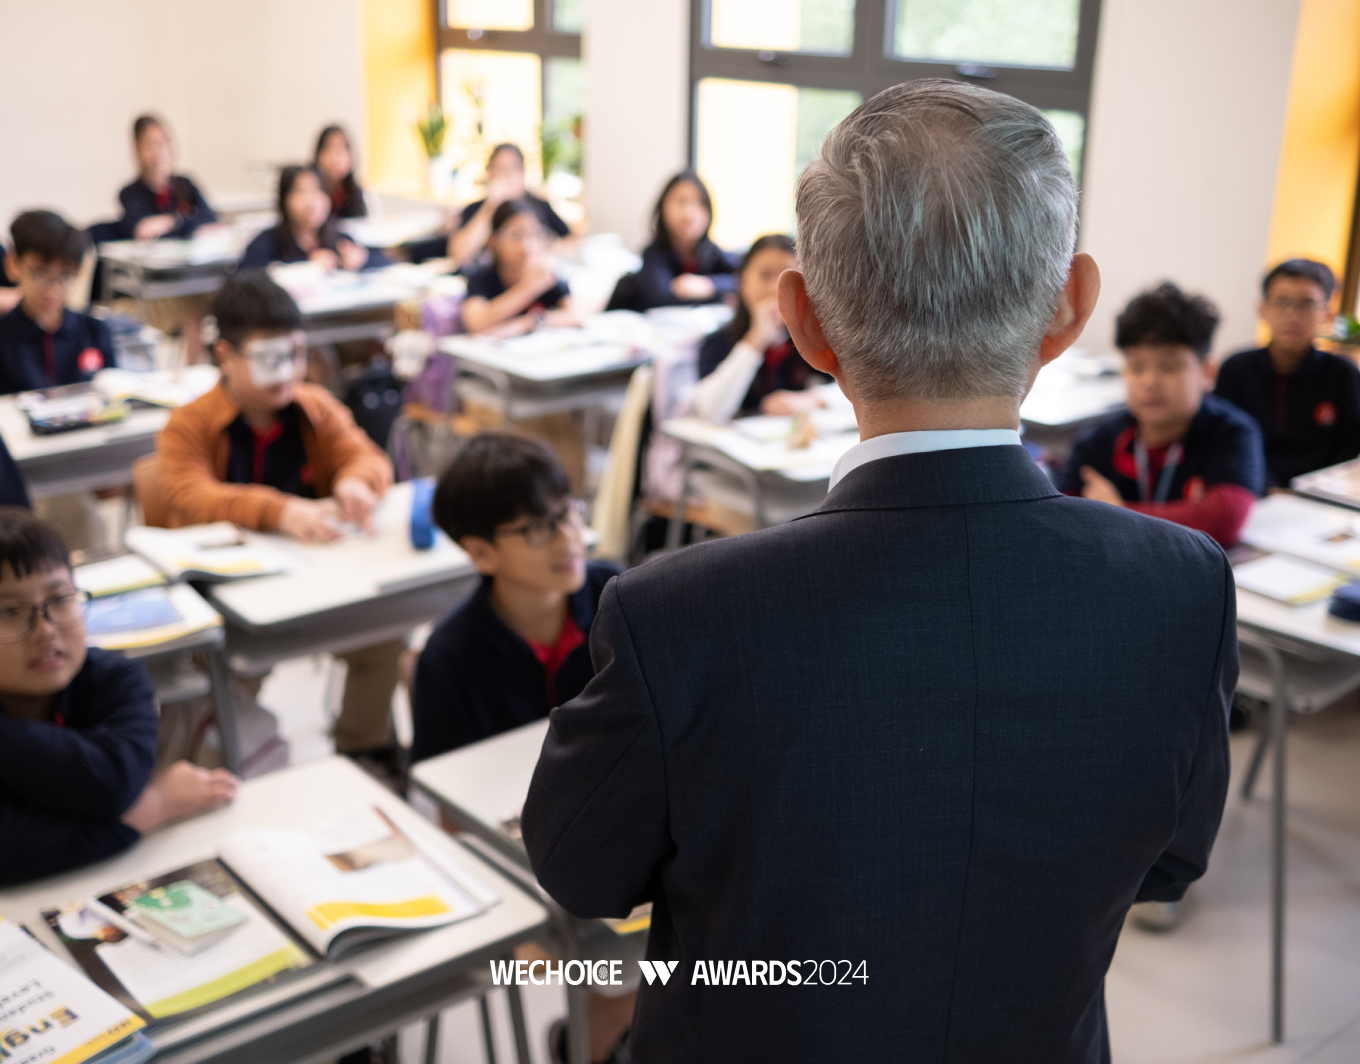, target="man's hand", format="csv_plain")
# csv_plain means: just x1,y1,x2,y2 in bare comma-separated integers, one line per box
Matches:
1080,466,1126,507
134,214,177,241
671,273,717,301
333,477,381,533
278,497,343,542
